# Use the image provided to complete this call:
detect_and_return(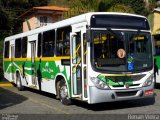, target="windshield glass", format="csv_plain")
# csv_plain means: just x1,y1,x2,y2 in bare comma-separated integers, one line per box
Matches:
91,30,153,72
